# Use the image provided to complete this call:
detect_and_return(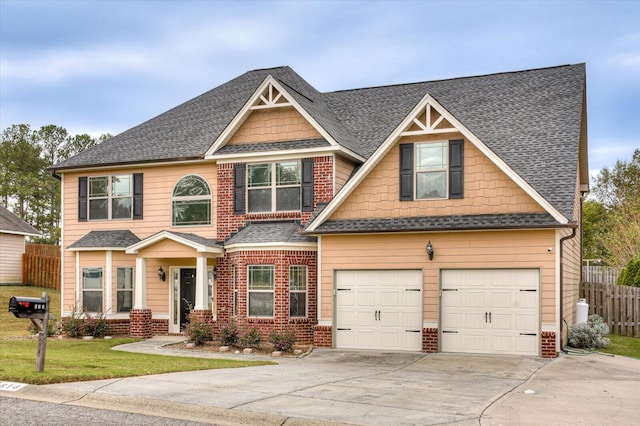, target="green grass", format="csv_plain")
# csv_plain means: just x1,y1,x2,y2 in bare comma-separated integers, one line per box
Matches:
1,286,273,385
0,338,273,384
1,285,61,338
599,334,640,359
